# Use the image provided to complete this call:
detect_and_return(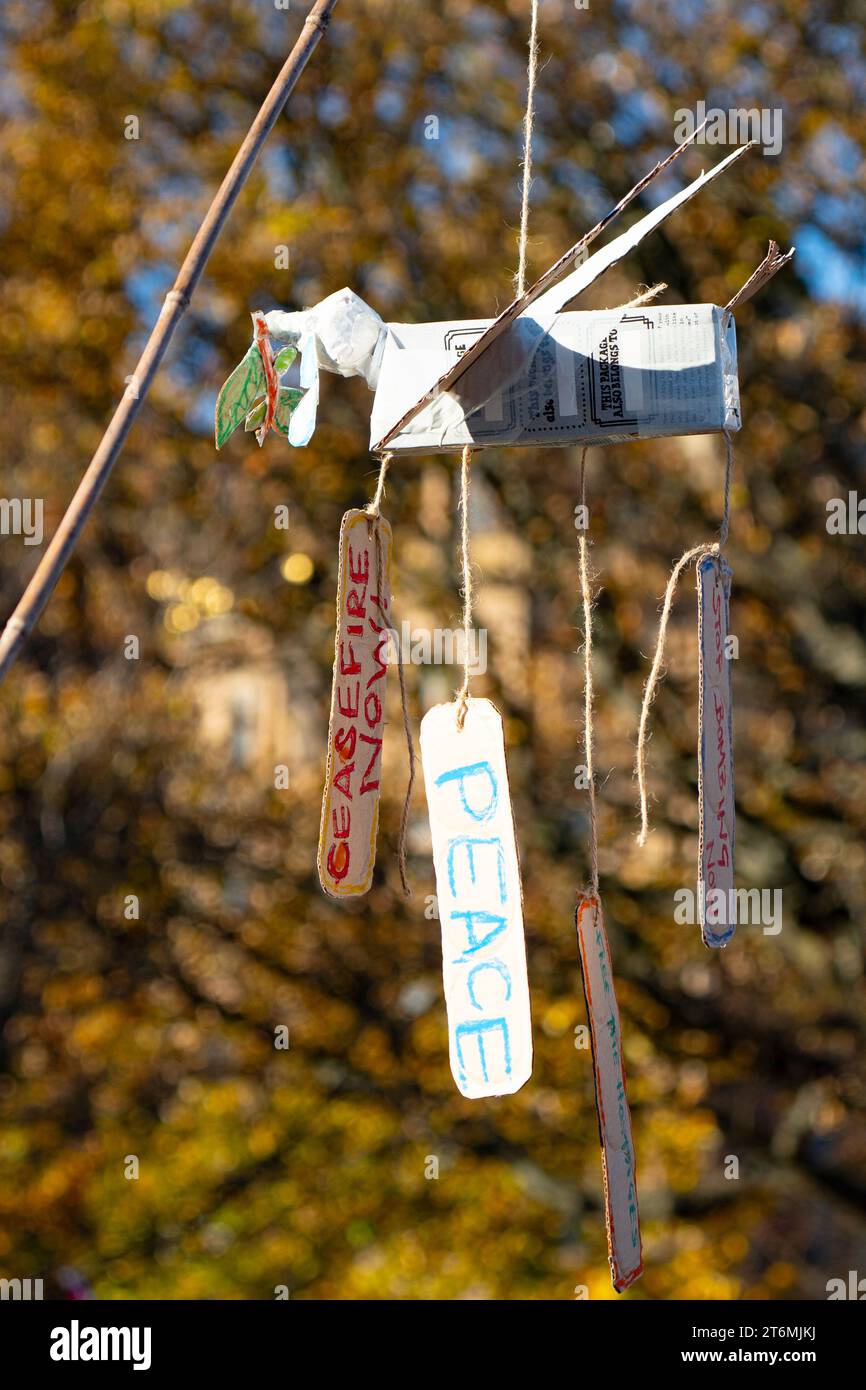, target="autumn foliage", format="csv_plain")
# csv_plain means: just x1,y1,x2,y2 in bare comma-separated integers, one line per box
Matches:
0,0,864,1300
